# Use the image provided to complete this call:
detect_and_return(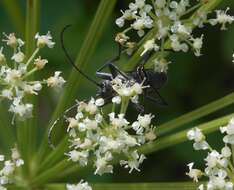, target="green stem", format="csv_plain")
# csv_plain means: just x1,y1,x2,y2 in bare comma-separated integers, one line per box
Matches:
46,182,201,190
17,0,40,178
22,68,37,79
120,98,130,114
157,92,234,136
139,113,234,155
25,48,40,67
